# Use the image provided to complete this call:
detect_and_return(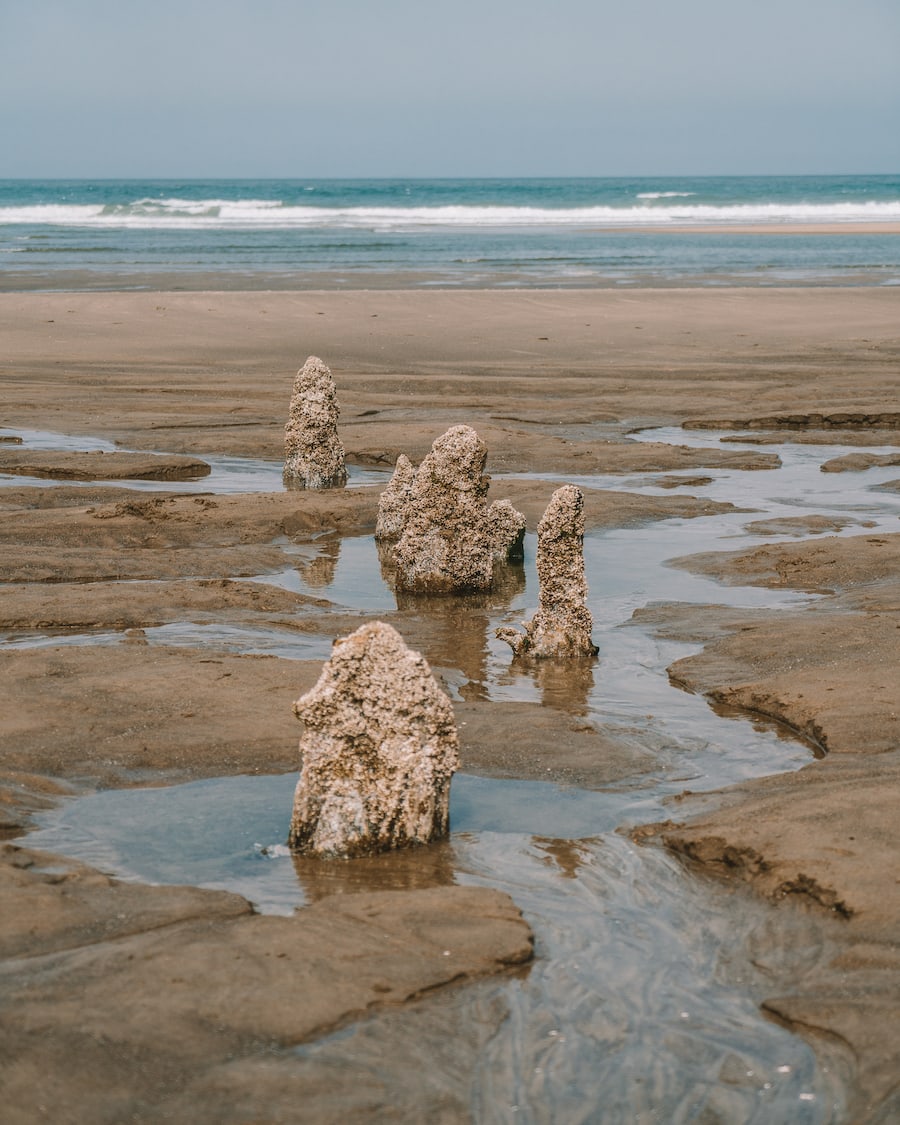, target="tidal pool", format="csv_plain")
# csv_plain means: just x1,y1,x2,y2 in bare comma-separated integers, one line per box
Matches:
0,426,388,493
29,771,850,1122
16,424,899,1120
